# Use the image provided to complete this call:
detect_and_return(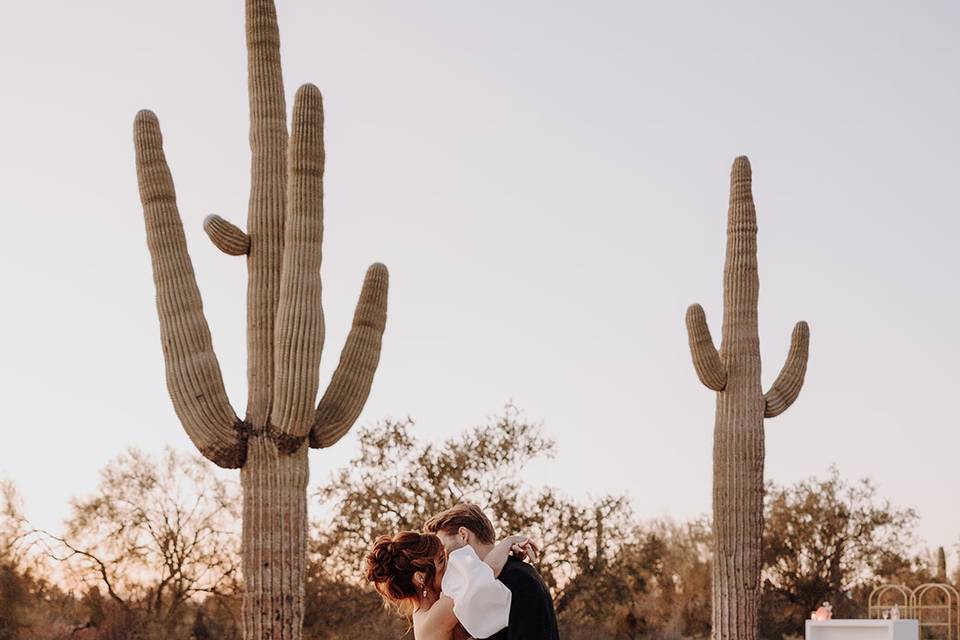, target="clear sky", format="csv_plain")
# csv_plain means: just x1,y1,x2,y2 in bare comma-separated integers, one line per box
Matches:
1,1,958,554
